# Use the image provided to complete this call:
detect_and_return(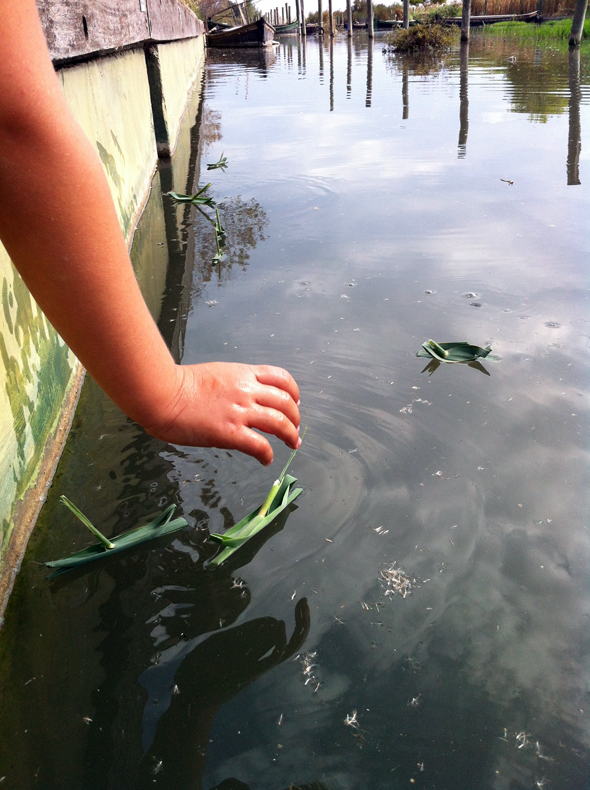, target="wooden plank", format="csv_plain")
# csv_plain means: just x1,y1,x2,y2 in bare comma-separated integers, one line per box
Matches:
36,0,203,65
